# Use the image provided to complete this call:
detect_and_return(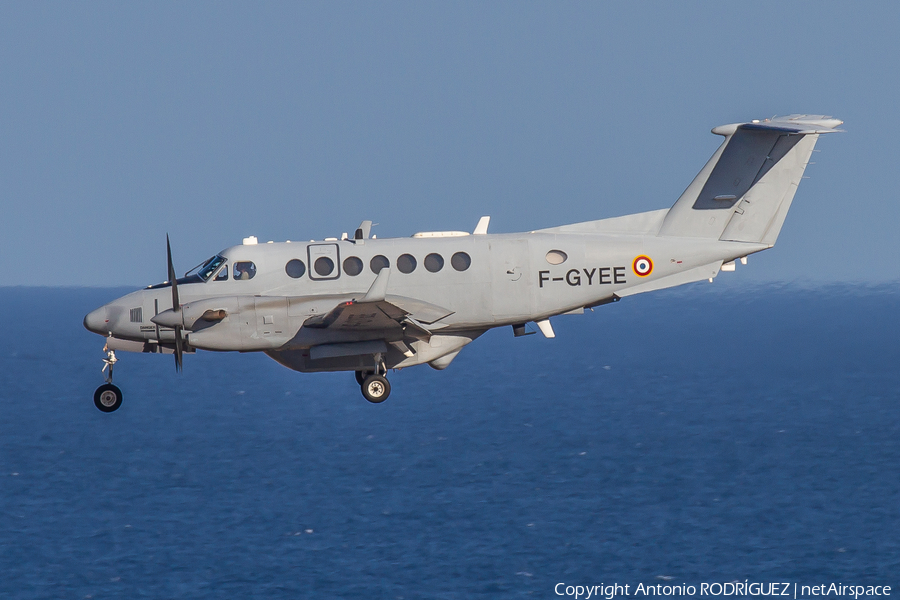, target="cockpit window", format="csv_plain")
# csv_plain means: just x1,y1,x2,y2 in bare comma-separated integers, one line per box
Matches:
234,261,257,280
214,264,228,281
190,255,227,282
